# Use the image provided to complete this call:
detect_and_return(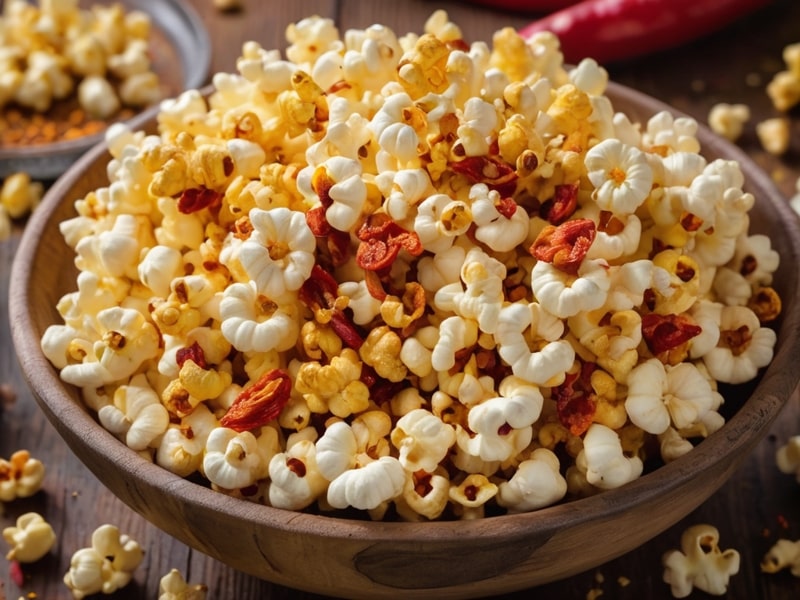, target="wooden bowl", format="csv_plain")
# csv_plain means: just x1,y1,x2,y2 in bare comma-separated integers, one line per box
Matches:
9,81,800,599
